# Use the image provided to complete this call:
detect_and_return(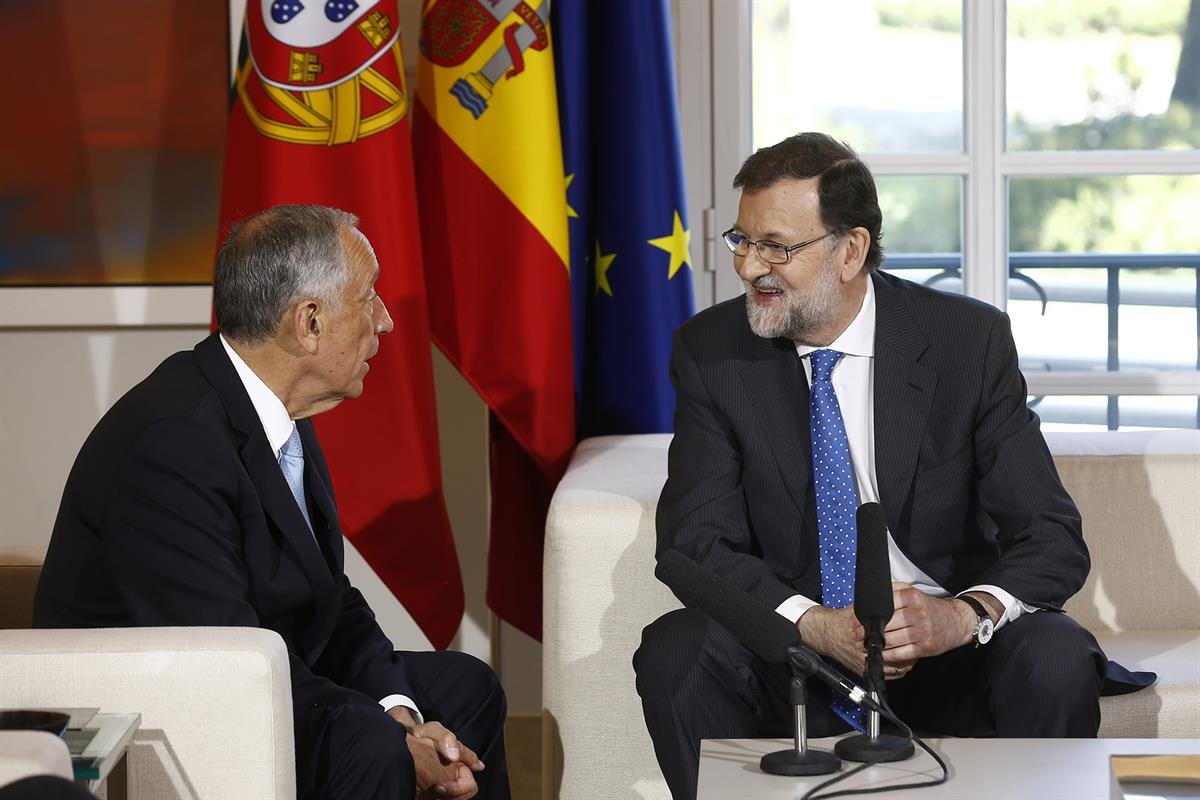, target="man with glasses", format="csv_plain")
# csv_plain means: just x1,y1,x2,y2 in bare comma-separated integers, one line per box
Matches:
633,133,1138,798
